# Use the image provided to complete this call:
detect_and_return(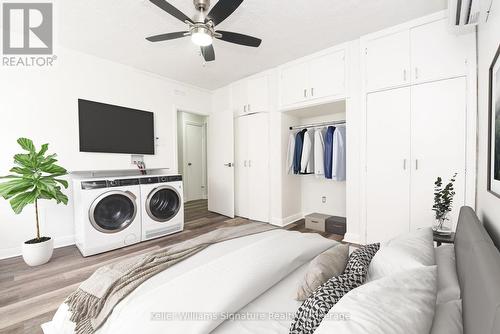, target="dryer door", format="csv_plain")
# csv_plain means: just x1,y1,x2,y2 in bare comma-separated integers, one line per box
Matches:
89,190,138,233
146,185,181,223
